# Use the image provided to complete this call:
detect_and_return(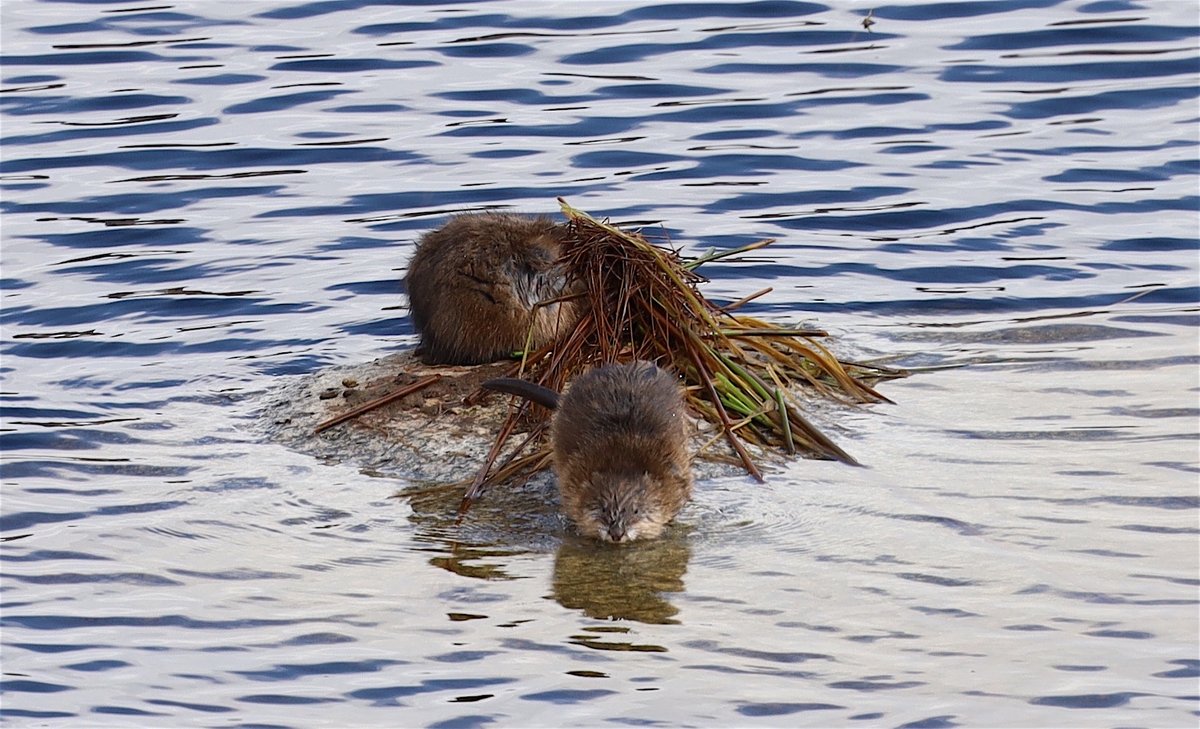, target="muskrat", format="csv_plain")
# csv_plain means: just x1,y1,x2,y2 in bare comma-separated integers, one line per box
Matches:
483,361,693,542
404,212,579,365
